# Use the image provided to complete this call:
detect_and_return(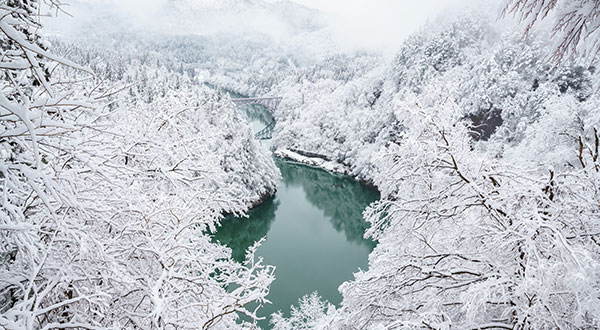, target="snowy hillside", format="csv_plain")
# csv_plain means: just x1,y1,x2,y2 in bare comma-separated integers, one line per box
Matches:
45,0,334,97
268,9,600,330
1,4,280,328
269,13,598,181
